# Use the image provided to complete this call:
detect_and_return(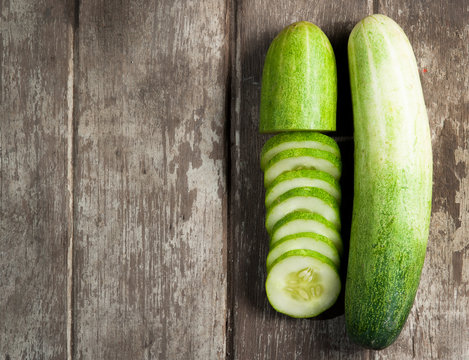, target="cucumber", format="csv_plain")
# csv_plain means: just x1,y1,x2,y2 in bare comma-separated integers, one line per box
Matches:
259,22,341,319
345,15,433,349
265,187,340,234
265,250,341,318
263,148,342,187
265,169,341,207
270,211,342,254
266,233,340,270
259,21,337,133
260,132,340,170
